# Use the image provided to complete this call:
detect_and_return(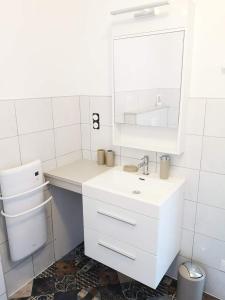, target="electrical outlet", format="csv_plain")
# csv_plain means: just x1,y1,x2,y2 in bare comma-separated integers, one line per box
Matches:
92,113,100,130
